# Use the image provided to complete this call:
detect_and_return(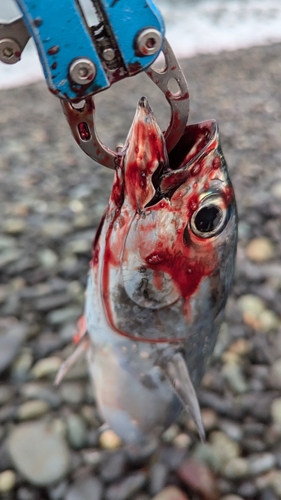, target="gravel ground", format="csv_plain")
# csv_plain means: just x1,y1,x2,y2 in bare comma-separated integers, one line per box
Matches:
1,42,281,500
